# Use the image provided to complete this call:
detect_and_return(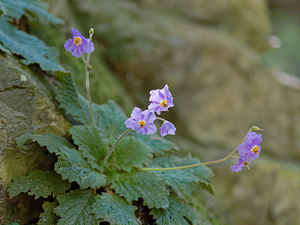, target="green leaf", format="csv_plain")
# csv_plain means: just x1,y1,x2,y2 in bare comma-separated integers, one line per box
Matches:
70,125,108,172
55,74,127,135
55,74,90,124
110,171,169,209
108,137,152,172
1,0,62,24
151,155,214,196
38,201,58,225
134,133,179,156
54,190,99,225
93,100,127,138
0,18,64,71
8,170,70,199
92,193,138,225
0,42,11,54
16,133,73,154
151,196,201,225
54,145,106,189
